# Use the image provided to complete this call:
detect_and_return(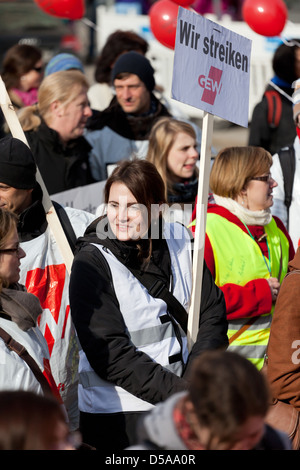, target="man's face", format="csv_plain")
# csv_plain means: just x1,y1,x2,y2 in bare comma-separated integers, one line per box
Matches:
0,183,33,214
114,74,151,115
